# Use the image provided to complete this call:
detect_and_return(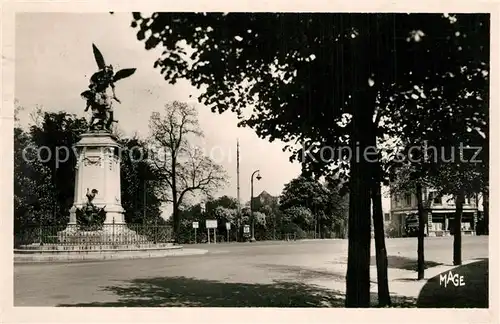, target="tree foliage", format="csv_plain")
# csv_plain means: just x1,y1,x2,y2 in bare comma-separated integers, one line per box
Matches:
119,136,166,225
381,15,489,267
14,127,56,228
205,195,239,214
27,111,88,221
279,175,348,236
132,13,487,178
